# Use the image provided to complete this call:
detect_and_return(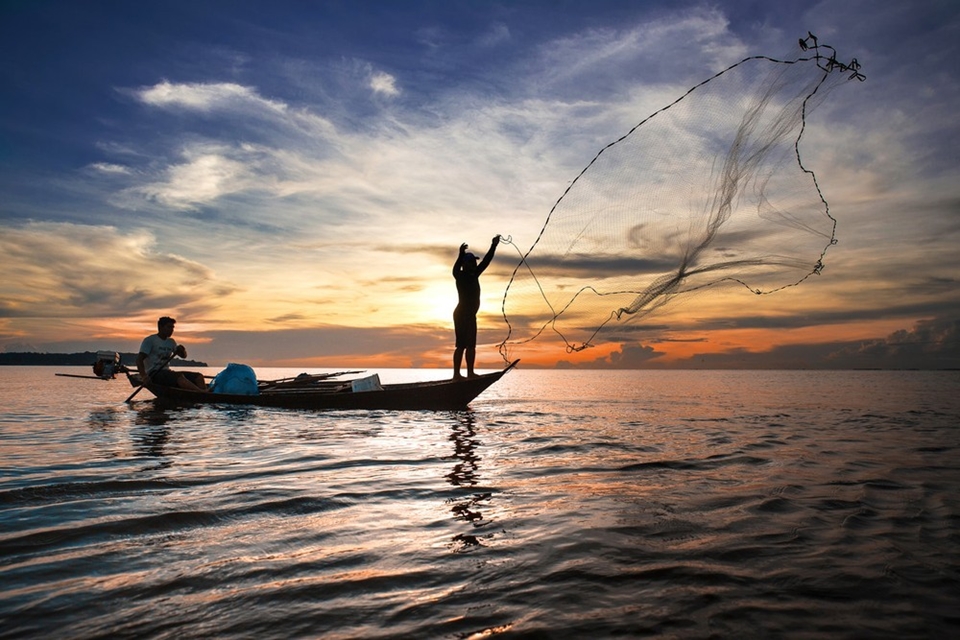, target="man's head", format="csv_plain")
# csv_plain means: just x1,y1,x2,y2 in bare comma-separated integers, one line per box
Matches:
157,316,176,338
